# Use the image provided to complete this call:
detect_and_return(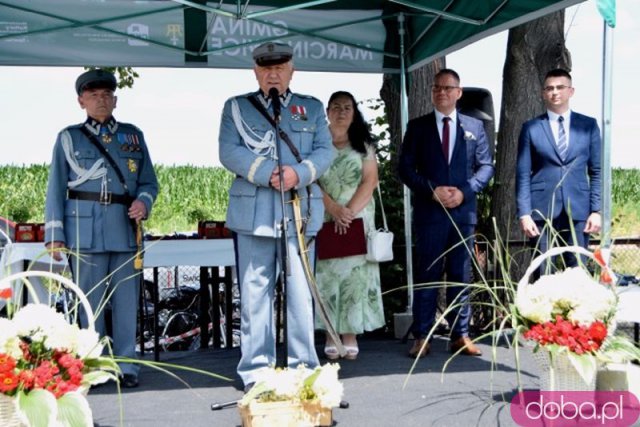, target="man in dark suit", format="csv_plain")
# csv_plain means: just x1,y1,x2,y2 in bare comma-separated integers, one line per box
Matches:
399,69,494,358
516,68,601,268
